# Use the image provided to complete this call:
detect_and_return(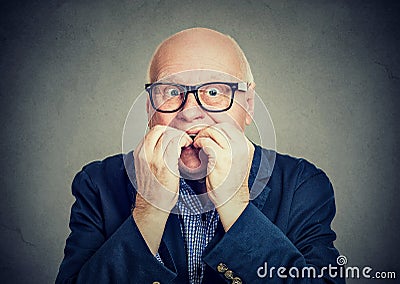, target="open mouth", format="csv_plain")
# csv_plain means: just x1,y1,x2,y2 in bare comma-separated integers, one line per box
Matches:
178,146,208,179
178,130,208,179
